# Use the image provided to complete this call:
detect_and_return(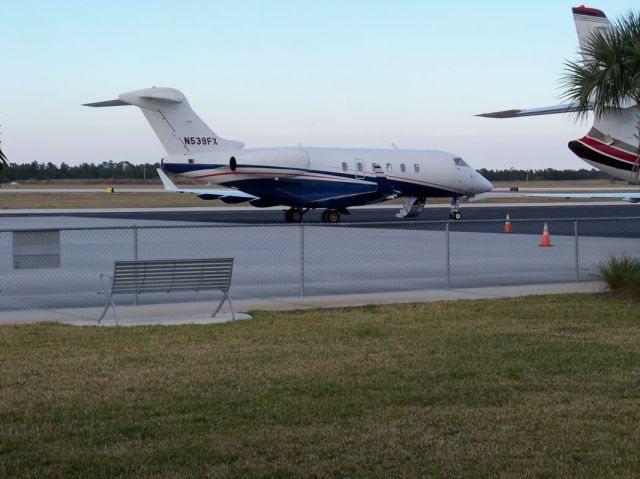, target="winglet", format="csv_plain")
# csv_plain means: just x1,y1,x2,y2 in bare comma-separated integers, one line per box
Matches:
157,168,179,192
